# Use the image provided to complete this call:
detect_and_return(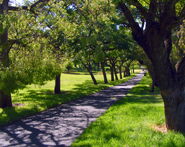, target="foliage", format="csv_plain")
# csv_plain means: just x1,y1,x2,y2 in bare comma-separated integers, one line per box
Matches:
0,11,60,93
2,45,60,91
0,2,67,94
66,62,74,72
178,20,185,48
